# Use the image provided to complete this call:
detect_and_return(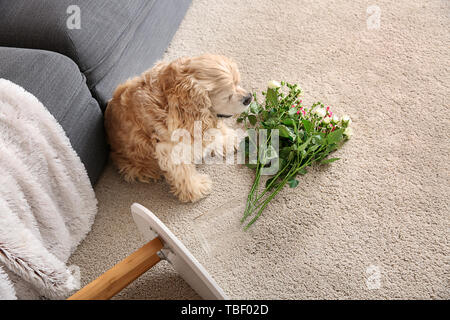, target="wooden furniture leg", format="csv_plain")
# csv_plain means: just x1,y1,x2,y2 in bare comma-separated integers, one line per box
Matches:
68,237,164,300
